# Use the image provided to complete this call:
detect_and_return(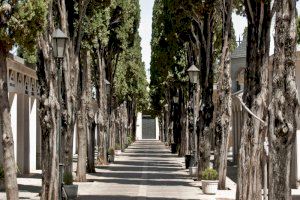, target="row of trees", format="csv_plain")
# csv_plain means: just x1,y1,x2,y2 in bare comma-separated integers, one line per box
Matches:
150,0,299,200
0,0,148,199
